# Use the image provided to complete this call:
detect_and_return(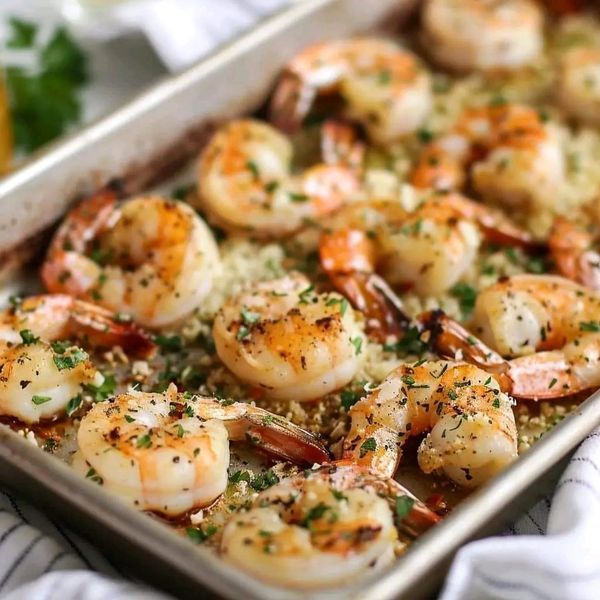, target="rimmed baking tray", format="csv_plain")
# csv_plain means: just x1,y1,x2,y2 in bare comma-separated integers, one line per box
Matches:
0,0,599,598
